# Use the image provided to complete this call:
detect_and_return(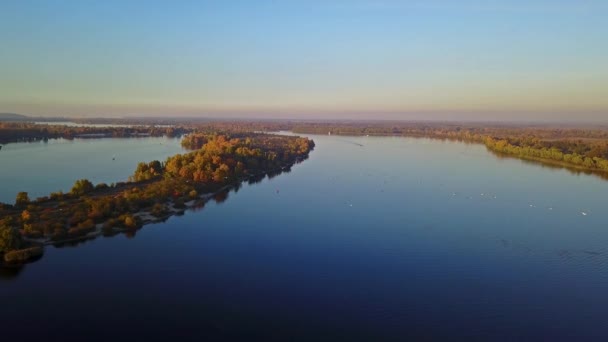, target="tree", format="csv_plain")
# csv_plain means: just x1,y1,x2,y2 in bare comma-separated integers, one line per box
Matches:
71,179,95,196
21,210,31,222
0,225,21,252
15,192,30,207
123,215,137,229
